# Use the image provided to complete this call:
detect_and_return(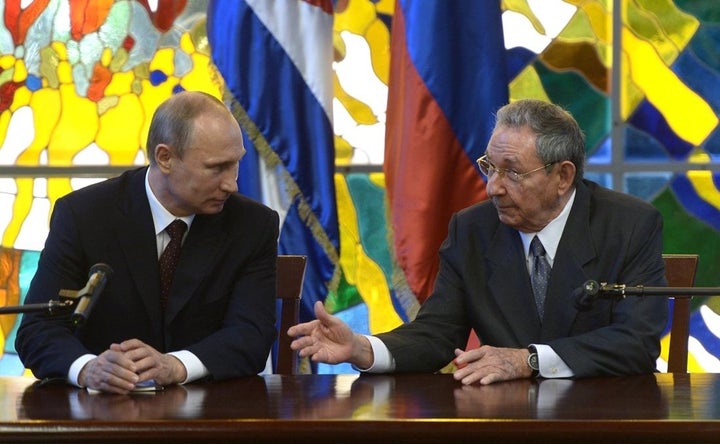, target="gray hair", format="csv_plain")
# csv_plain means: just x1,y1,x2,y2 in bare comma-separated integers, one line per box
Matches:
146,91,231,164
494,99,585,185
